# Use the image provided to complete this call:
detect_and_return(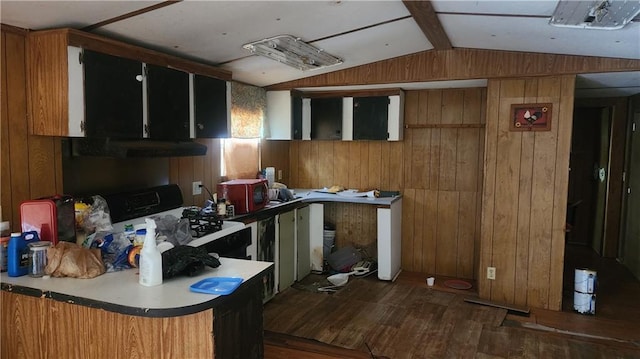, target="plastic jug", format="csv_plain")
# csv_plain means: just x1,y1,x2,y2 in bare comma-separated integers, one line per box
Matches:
8,231,40,277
